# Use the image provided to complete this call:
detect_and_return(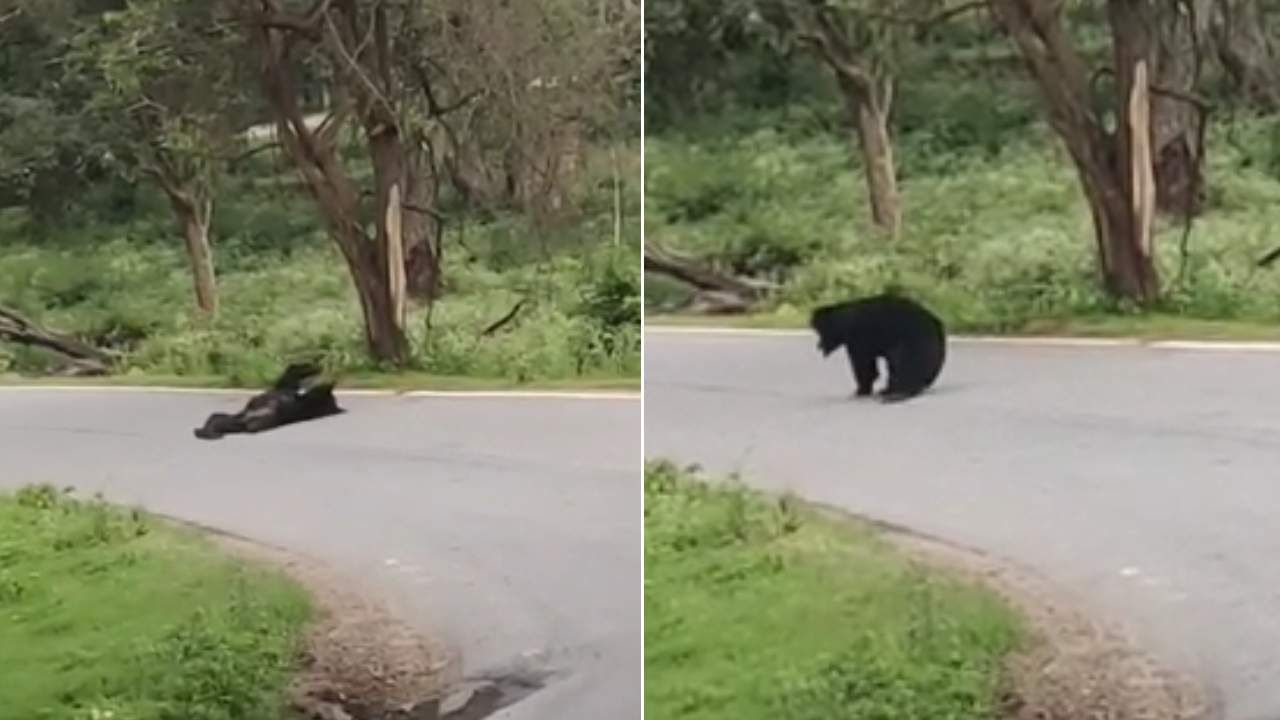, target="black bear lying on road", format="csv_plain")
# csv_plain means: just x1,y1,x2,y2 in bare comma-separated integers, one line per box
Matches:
810,293,947,403
193,362,344,440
